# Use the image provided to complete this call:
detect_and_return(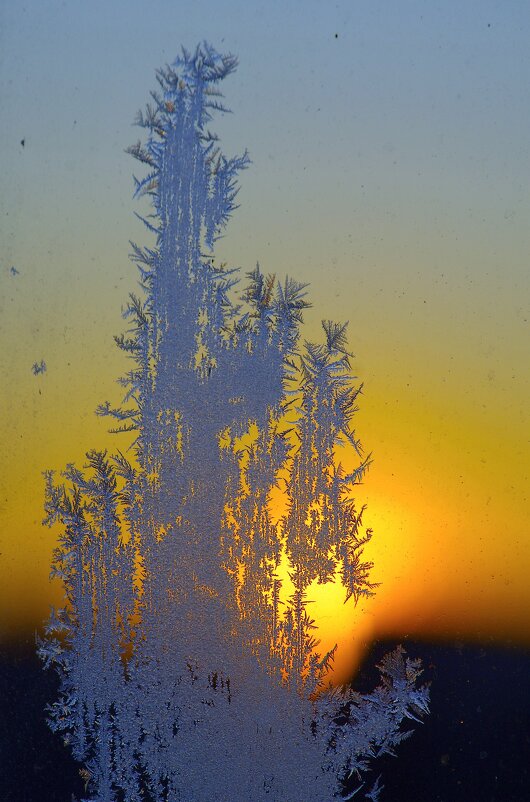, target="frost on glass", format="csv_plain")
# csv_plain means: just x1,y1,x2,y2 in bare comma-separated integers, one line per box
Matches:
39,44,429,802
